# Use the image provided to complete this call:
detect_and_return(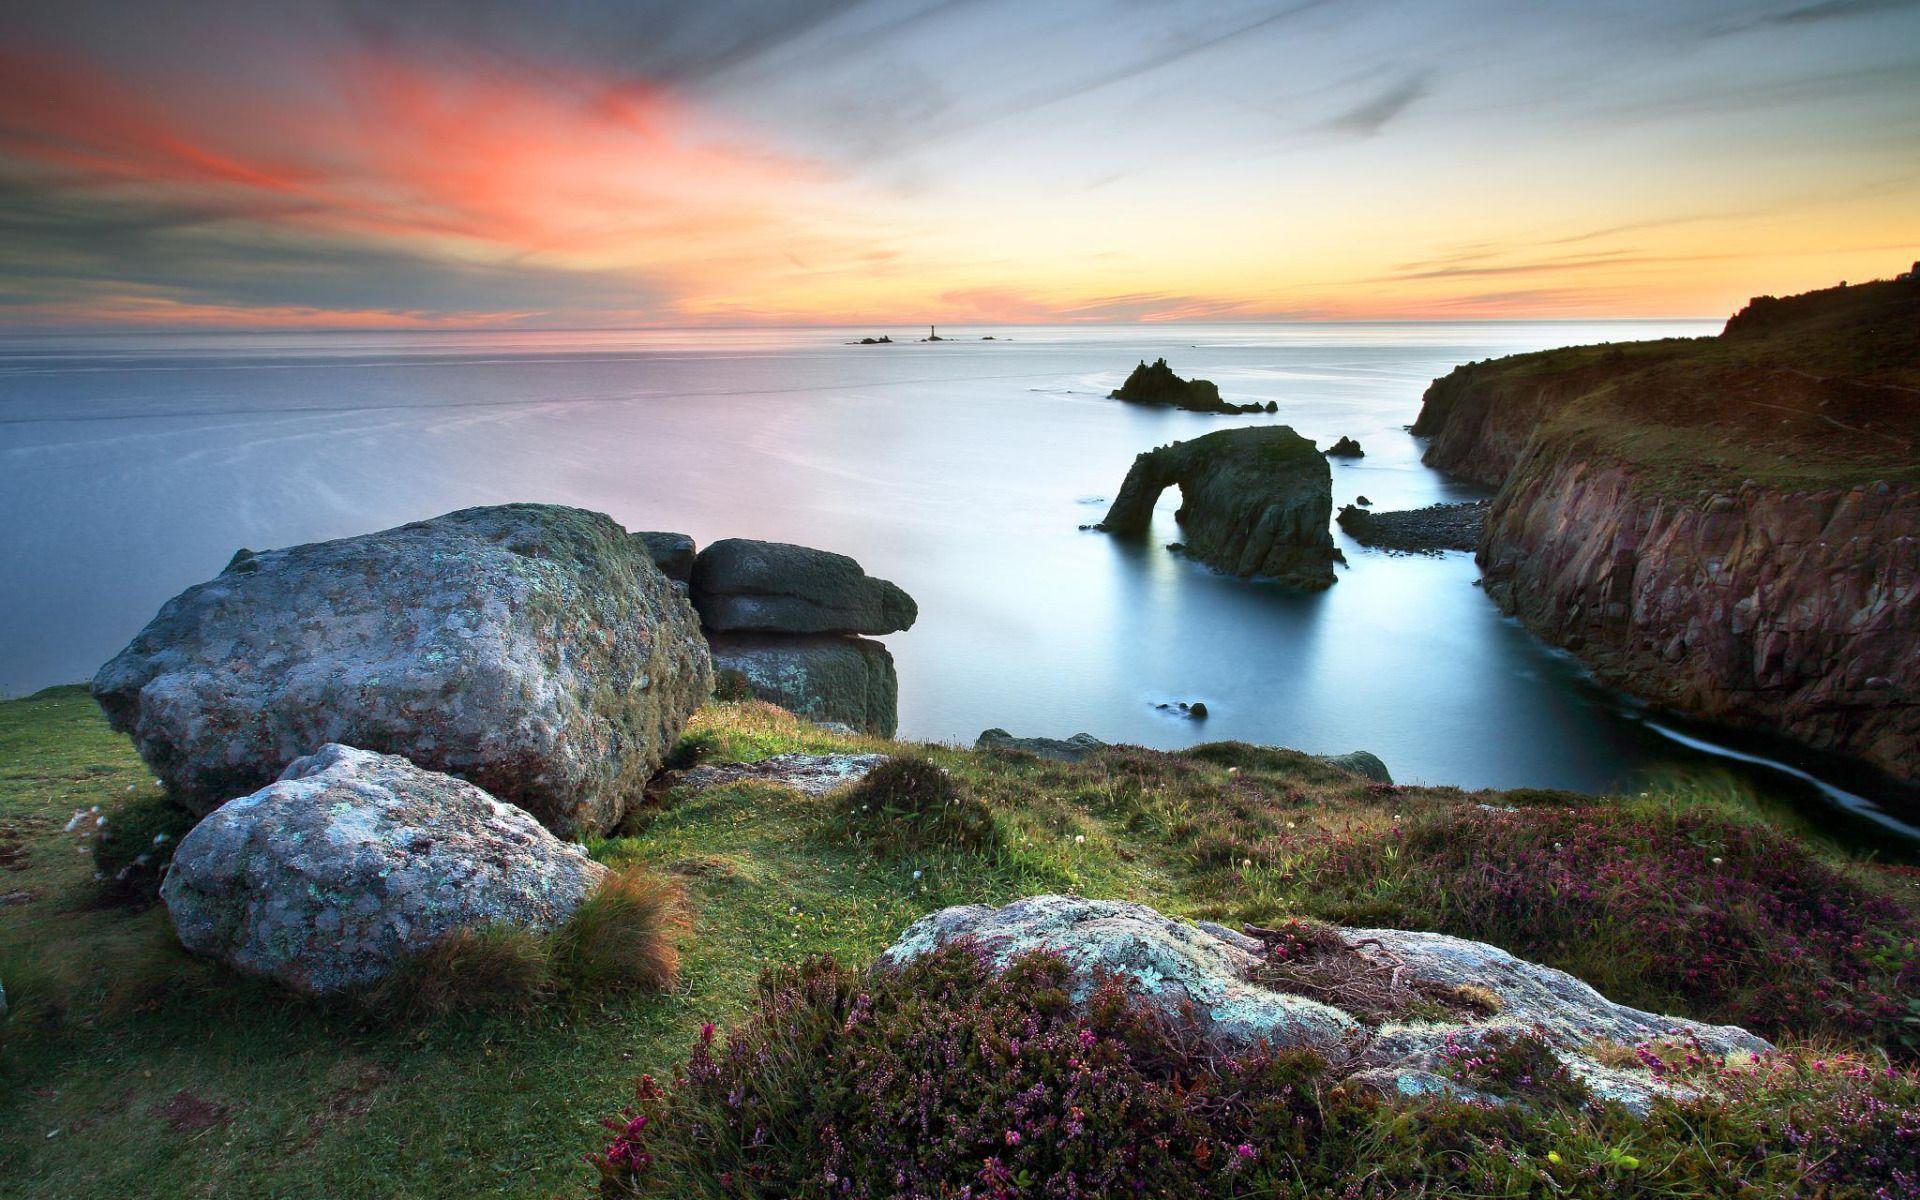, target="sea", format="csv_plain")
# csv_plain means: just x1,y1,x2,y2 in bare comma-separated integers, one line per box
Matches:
4,321,1913,850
